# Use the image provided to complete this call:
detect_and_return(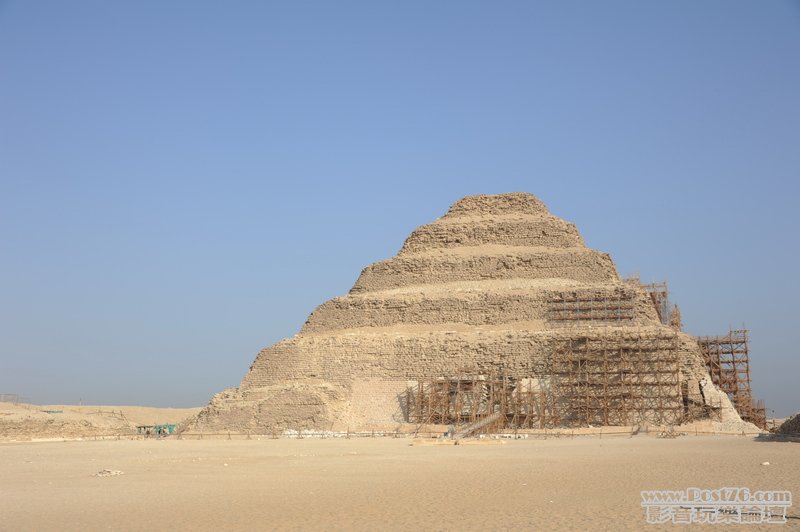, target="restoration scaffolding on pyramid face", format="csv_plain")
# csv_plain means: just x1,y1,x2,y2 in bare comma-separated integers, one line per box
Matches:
189,192,761,435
